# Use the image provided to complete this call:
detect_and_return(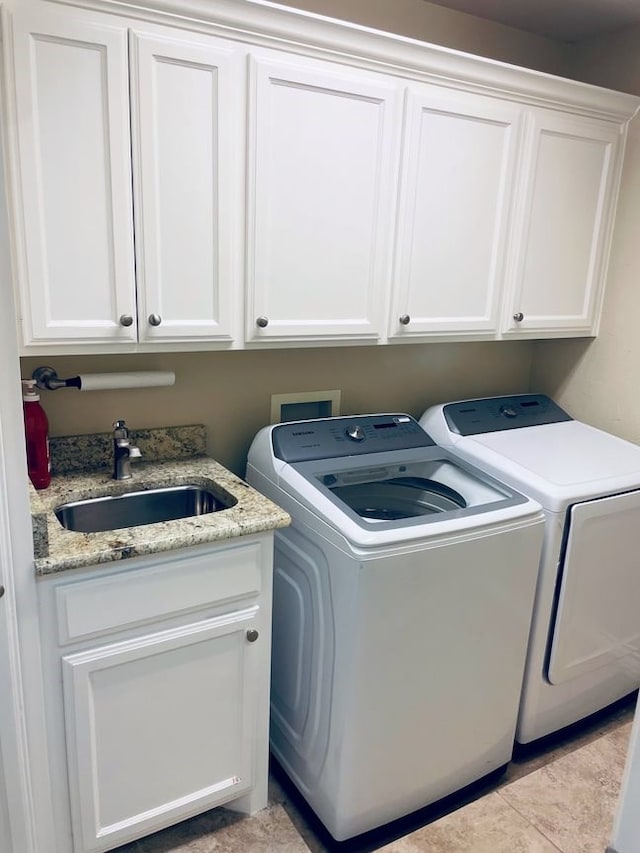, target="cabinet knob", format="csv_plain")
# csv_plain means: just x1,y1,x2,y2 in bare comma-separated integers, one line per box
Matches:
246,629,259,643
119,314,134,327
148,314,162,327
399,314,411,326
513,312,524,322
256,316,269,328
0,585,4,599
